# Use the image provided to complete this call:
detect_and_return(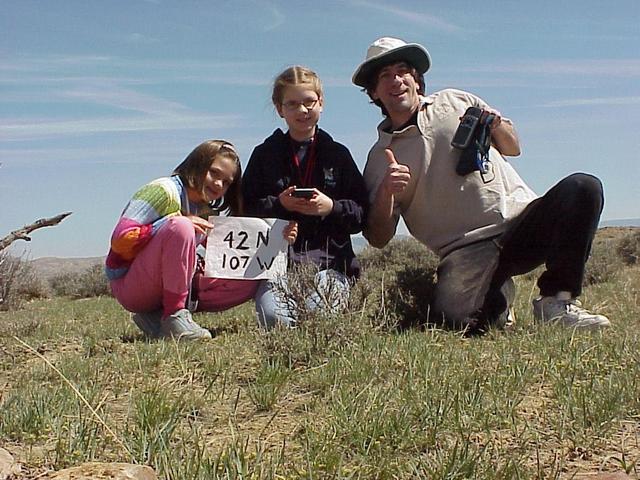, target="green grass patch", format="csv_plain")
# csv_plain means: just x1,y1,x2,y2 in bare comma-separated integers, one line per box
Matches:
1,238,639,478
